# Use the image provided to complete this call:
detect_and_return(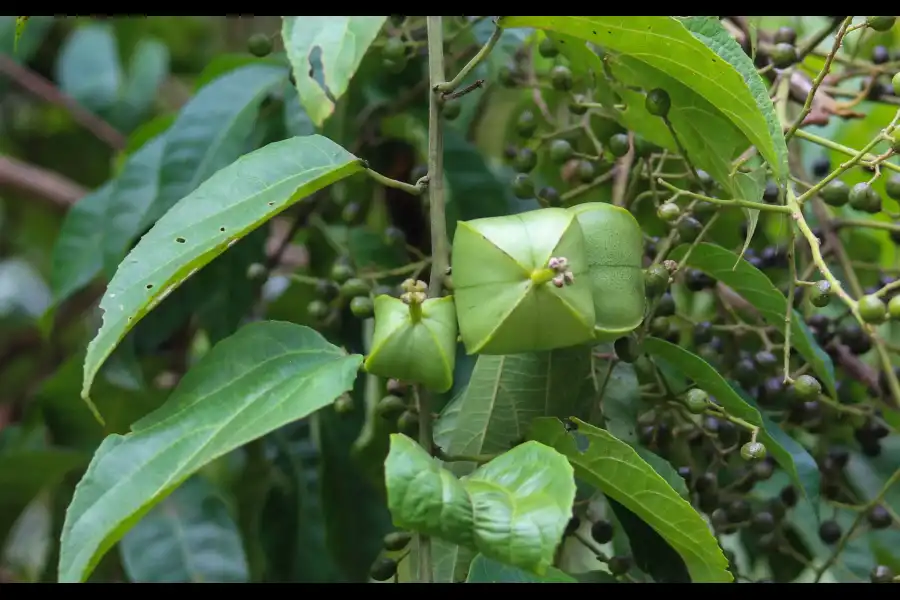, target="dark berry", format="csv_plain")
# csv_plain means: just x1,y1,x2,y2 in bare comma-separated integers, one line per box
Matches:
818,520,842,544
812,156,830,178
867,505,893,530
590,519,614,544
